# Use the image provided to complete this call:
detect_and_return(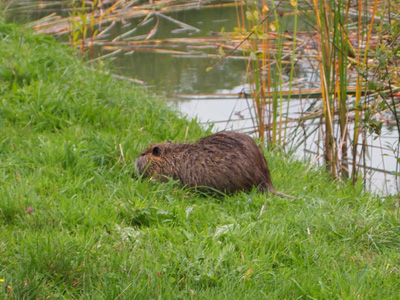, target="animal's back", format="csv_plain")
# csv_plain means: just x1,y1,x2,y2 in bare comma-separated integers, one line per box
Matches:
179,131,275,193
